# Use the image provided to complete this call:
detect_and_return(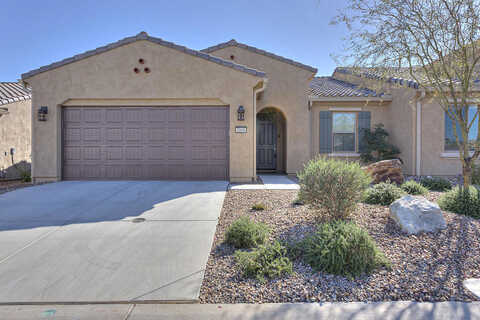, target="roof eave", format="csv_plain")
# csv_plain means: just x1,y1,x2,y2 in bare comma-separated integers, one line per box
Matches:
308,95,393,102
